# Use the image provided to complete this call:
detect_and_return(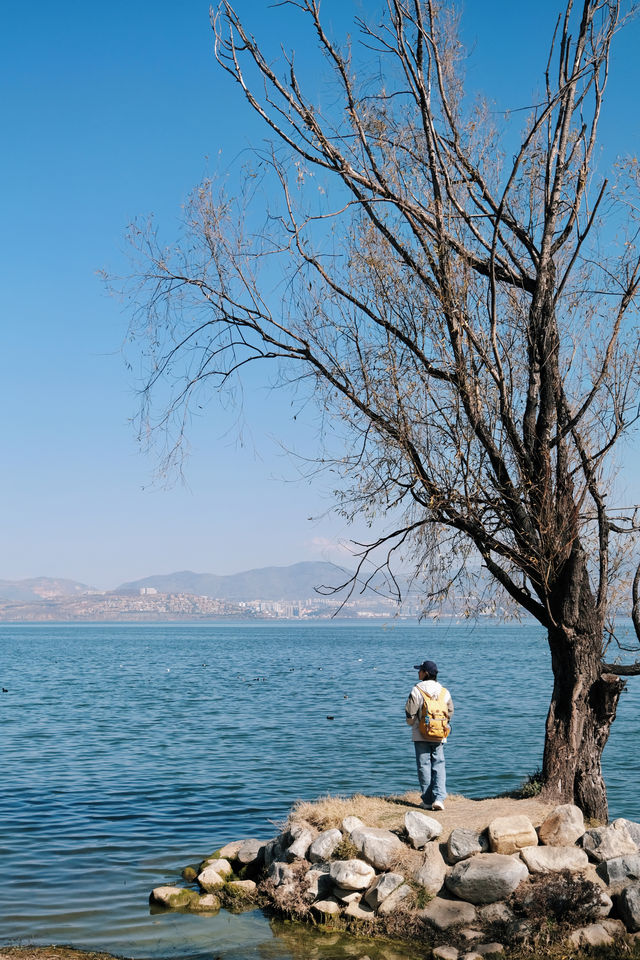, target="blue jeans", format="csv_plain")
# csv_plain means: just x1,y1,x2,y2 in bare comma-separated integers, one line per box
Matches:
414,740,446,805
